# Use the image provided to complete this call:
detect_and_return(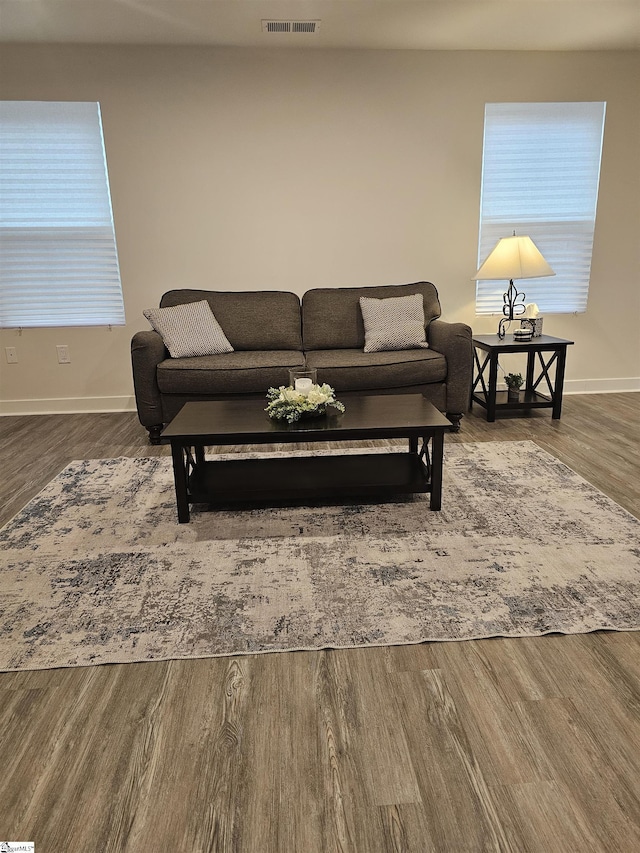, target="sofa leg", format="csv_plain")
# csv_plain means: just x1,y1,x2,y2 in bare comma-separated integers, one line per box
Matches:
147,424,163,445
447,412,463,433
